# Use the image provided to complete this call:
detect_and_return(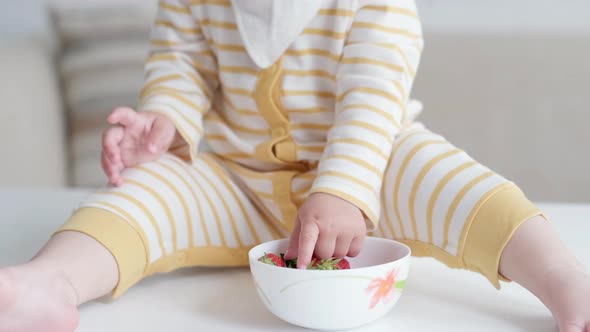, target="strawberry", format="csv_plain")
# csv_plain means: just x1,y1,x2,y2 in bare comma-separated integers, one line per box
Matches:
308,257,350,270
258,253,351,270
258,253,286,267
335,258,350,270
